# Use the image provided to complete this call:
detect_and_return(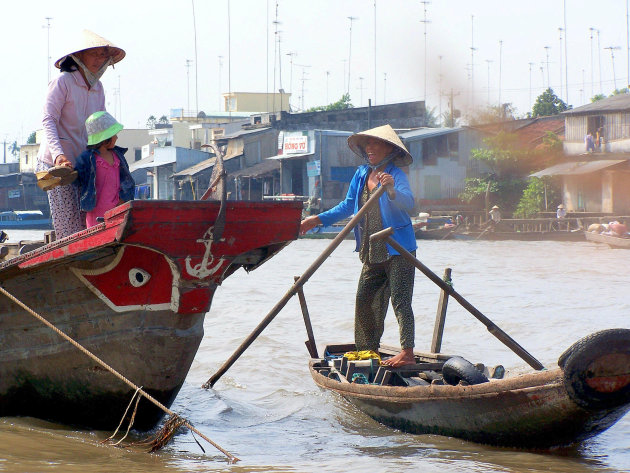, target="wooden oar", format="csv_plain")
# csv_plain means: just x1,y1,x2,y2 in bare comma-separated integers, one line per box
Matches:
370,227,545,371
203,185,388,388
